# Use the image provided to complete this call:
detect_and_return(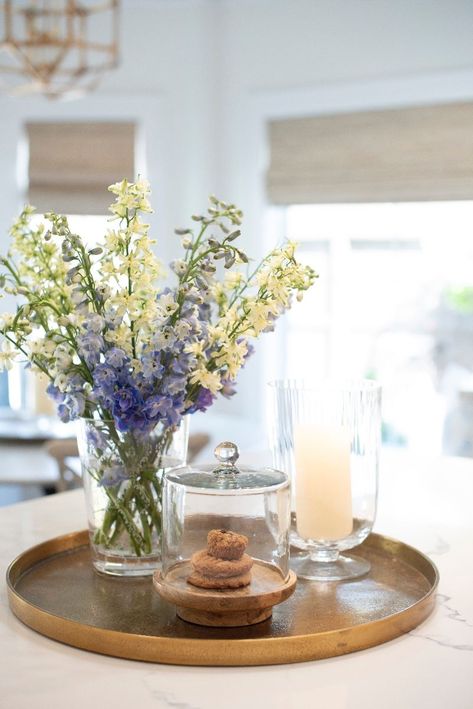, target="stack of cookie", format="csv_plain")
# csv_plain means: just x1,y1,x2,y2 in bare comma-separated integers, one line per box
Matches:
188,529,254,589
